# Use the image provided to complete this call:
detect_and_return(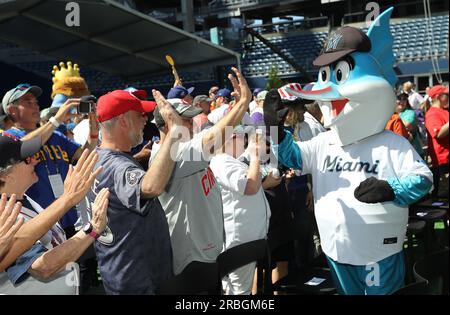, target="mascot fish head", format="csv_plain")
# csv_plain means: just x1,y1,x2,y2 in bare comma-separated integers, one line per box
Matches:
285,7,397,146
